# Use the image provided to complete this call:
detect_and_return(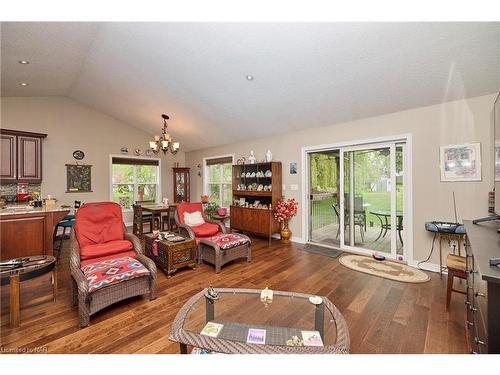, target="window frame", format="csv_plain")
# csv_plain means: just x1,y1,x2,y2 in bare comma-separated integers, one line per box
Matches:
109,154,162,212
203,154,234,208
